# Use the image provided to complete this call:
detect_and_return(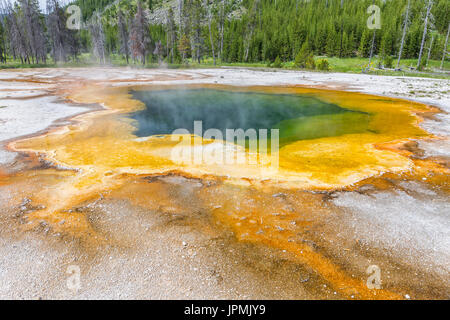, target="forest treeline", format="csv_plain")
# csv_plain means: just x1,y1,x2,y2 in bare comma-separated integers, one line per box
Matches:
0,0,448,70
